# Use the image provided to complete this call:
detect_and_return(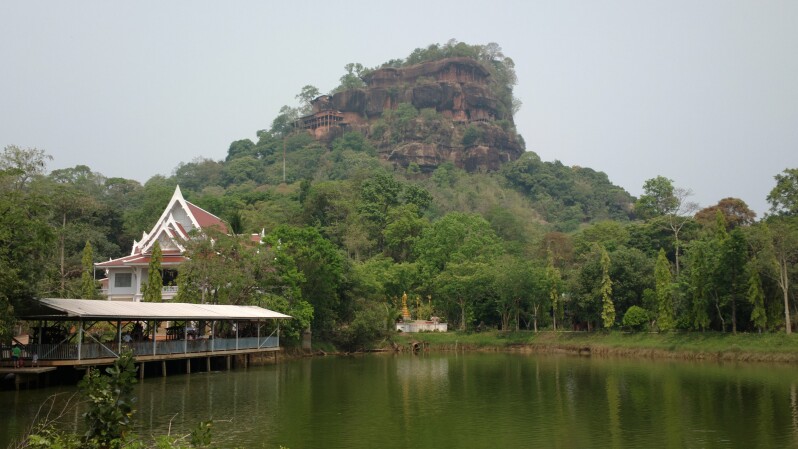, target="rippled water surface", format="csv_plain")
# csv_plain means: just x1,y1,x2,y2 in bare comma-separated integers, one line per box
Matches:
2,353,798,448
